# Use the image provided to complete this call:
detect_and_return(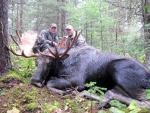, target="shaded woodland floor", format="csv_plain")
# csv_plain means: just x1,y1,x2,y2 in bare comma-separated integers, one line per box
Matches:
0,72,150,113
0,73,99,113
